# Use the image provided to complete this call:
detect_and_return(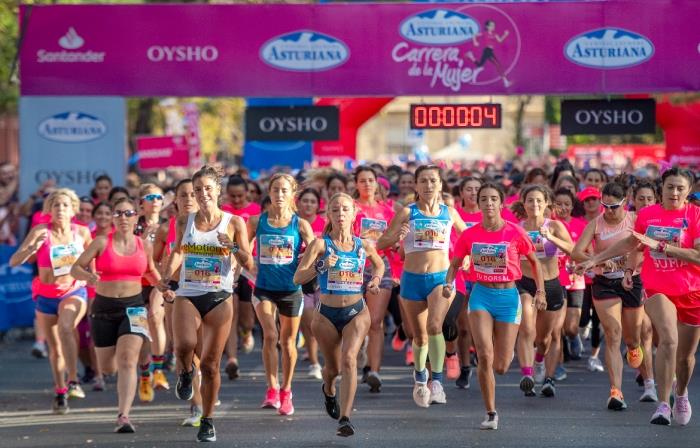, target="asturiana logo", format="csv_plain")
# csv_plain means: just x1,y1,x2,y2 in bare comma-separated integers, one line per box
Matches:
260,31,349,71
38,112,107,143
565,28,654,69
399,9,480,45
